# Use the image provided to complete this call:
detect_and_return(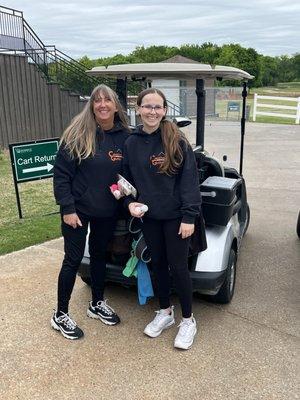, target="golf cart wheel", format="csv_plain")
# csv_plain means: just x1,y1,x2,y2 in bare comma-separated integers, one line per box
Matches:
297,211,300,238
212,248,237,304
244,203,250,234
81,277,91,286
